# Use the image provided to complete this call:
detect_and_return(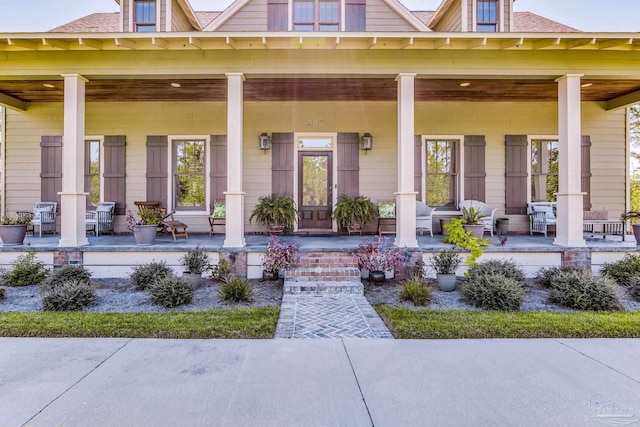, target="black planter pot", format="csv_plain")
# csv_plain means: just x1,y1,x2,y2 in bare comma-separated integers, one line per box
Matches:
262,270,279,281
369,270,386,284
